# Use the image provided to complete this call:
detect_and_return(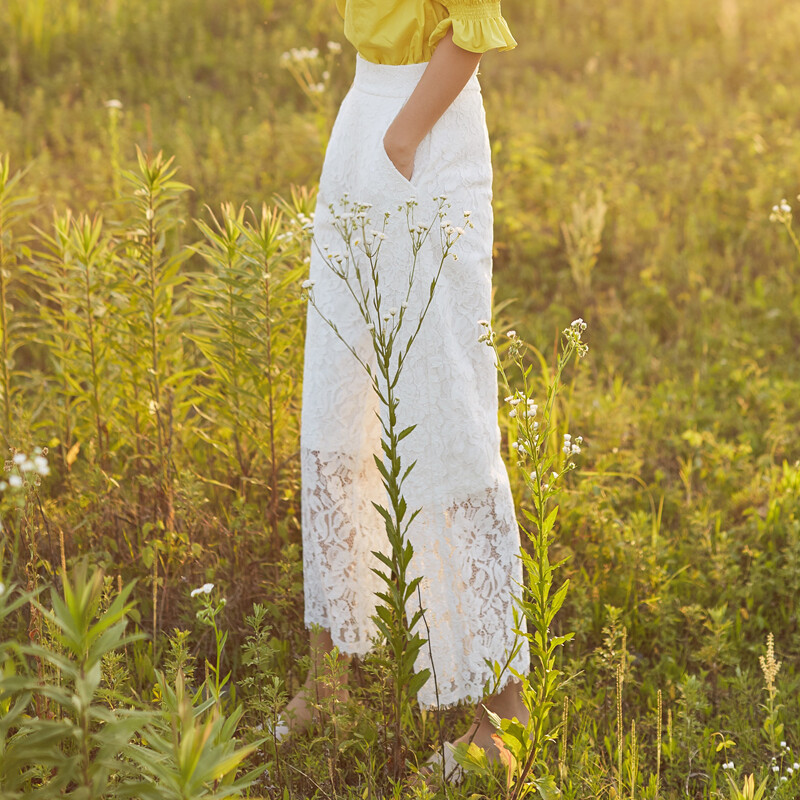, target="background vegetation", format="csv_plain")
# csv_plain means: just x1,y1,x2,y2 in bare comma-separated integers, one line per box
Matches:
1,0,800,797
